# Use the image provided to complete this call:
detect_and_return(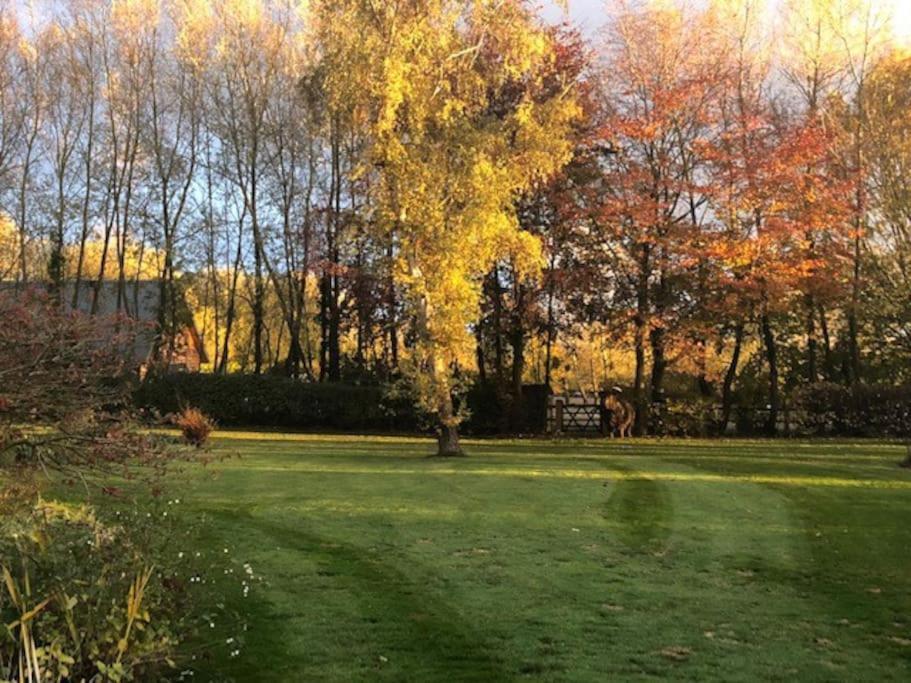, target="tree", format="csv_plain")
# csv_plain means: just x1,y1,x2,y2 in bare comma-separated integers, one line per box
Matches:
705,84,851,434
588,0,726,432
315,0,579,454
859,51,911,381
